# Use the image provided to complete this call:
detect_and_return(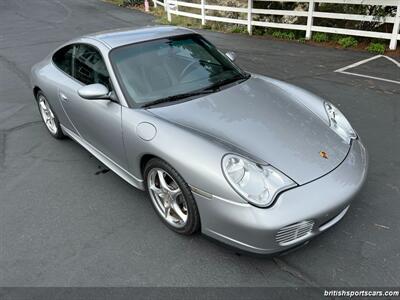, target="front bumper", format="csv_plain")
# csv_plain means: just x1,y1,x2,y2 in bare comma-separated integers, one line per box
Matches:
194,139,368,255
